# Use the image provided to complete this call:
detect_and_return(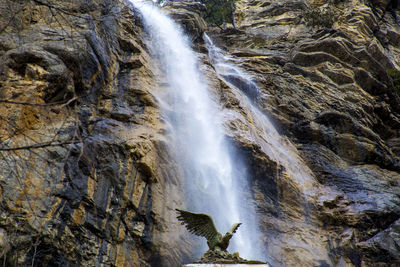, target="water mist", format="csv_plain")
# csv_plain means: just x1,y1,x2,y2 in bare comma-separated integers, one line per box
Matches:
204,34,334,265
130,0,265,261
204,34,316,195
